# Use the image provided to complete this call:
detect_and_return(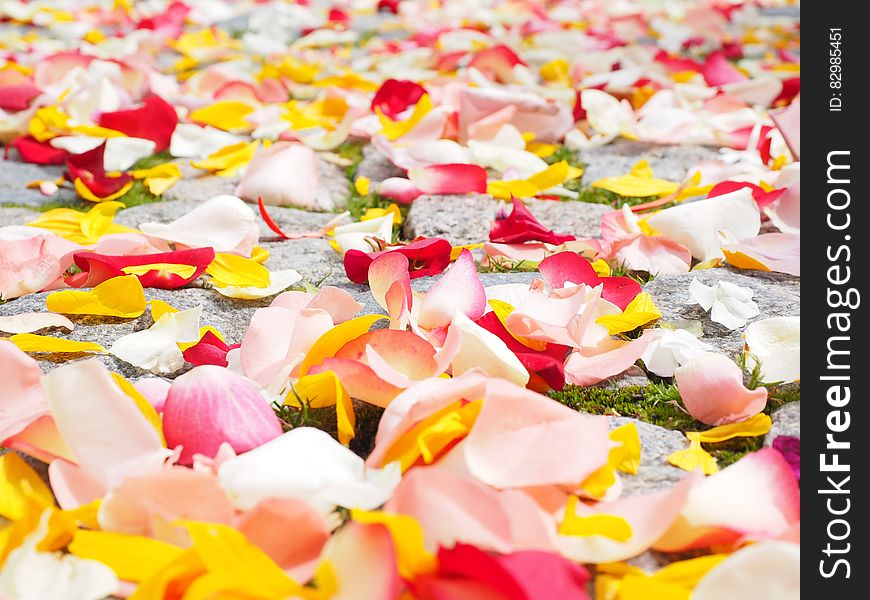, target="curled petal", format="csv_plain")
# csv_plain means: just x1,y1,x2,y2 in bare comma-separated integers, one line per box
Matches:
463,379,610,488
675,352,768,425
408,164,487,195
417,250,486,330
655,449,799,552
